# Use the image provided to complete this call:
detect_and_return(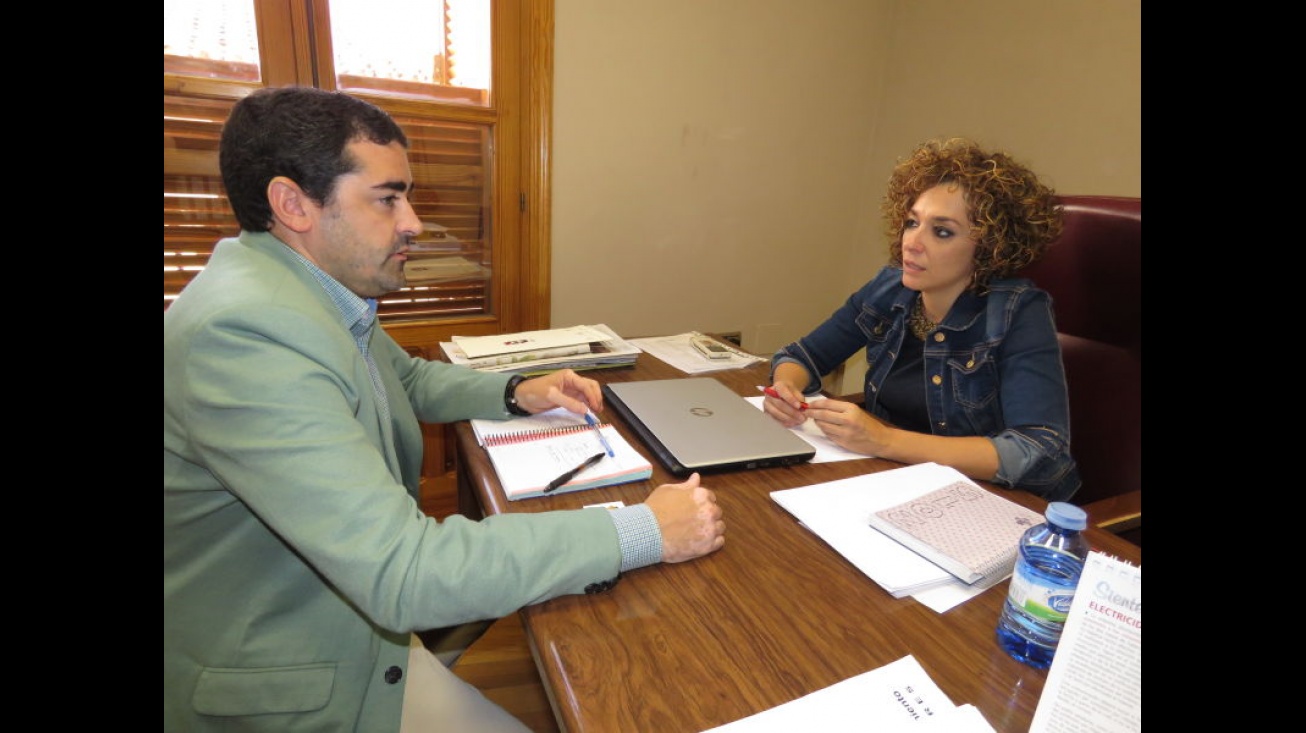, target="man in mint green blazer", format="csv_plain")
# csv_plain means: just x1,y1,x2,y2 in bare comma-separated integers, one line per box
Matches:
164,86,726,732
